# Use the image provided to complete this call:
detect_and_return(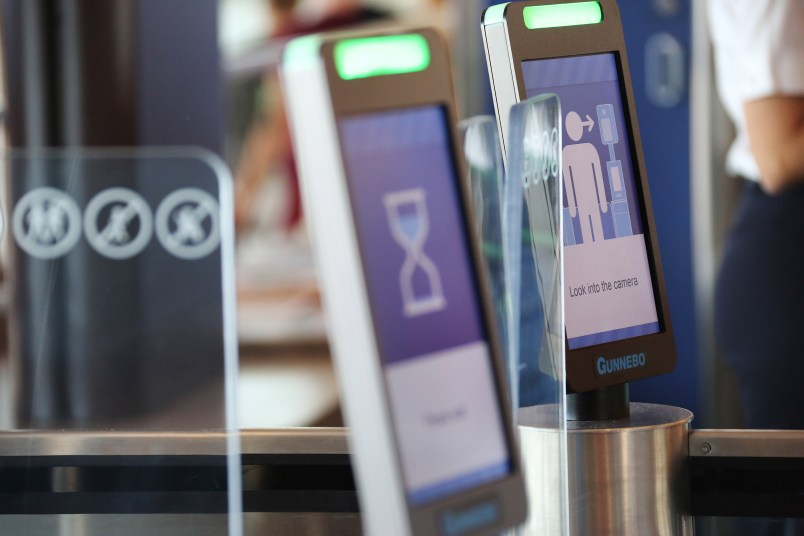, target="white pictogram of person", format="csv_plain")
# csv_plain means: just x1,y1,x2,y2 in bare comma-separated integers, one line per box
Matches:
563,111,608,244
